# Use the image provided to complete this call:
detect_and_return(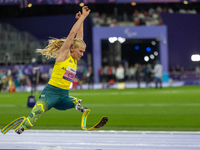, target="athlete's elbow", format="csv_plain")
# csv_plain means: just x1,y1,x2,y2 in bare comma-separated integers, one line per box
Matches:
69,30,76,38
